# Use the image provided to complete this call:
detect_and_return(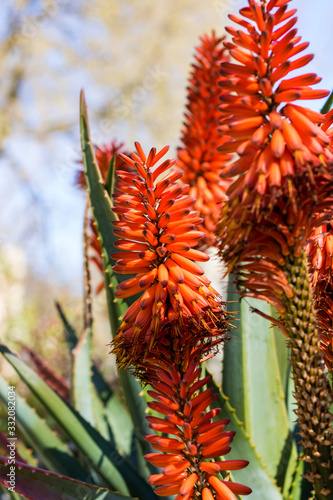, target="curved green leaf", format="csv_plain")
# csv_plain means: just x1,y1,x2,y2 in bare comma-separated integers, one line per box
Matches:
72,328,95,427
0,375,87,482
0,456,136,500
288,459,314,500
105,155,116,197
224,278,294,482
0,345,158,500
79,91,159,476
80,90,126,333
57,301,147,475
116,368,158,462
282,446,301,499
90,378,148,480
56,301,78,351
321,89,333,114
90,386,111,441
208,370,283,499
